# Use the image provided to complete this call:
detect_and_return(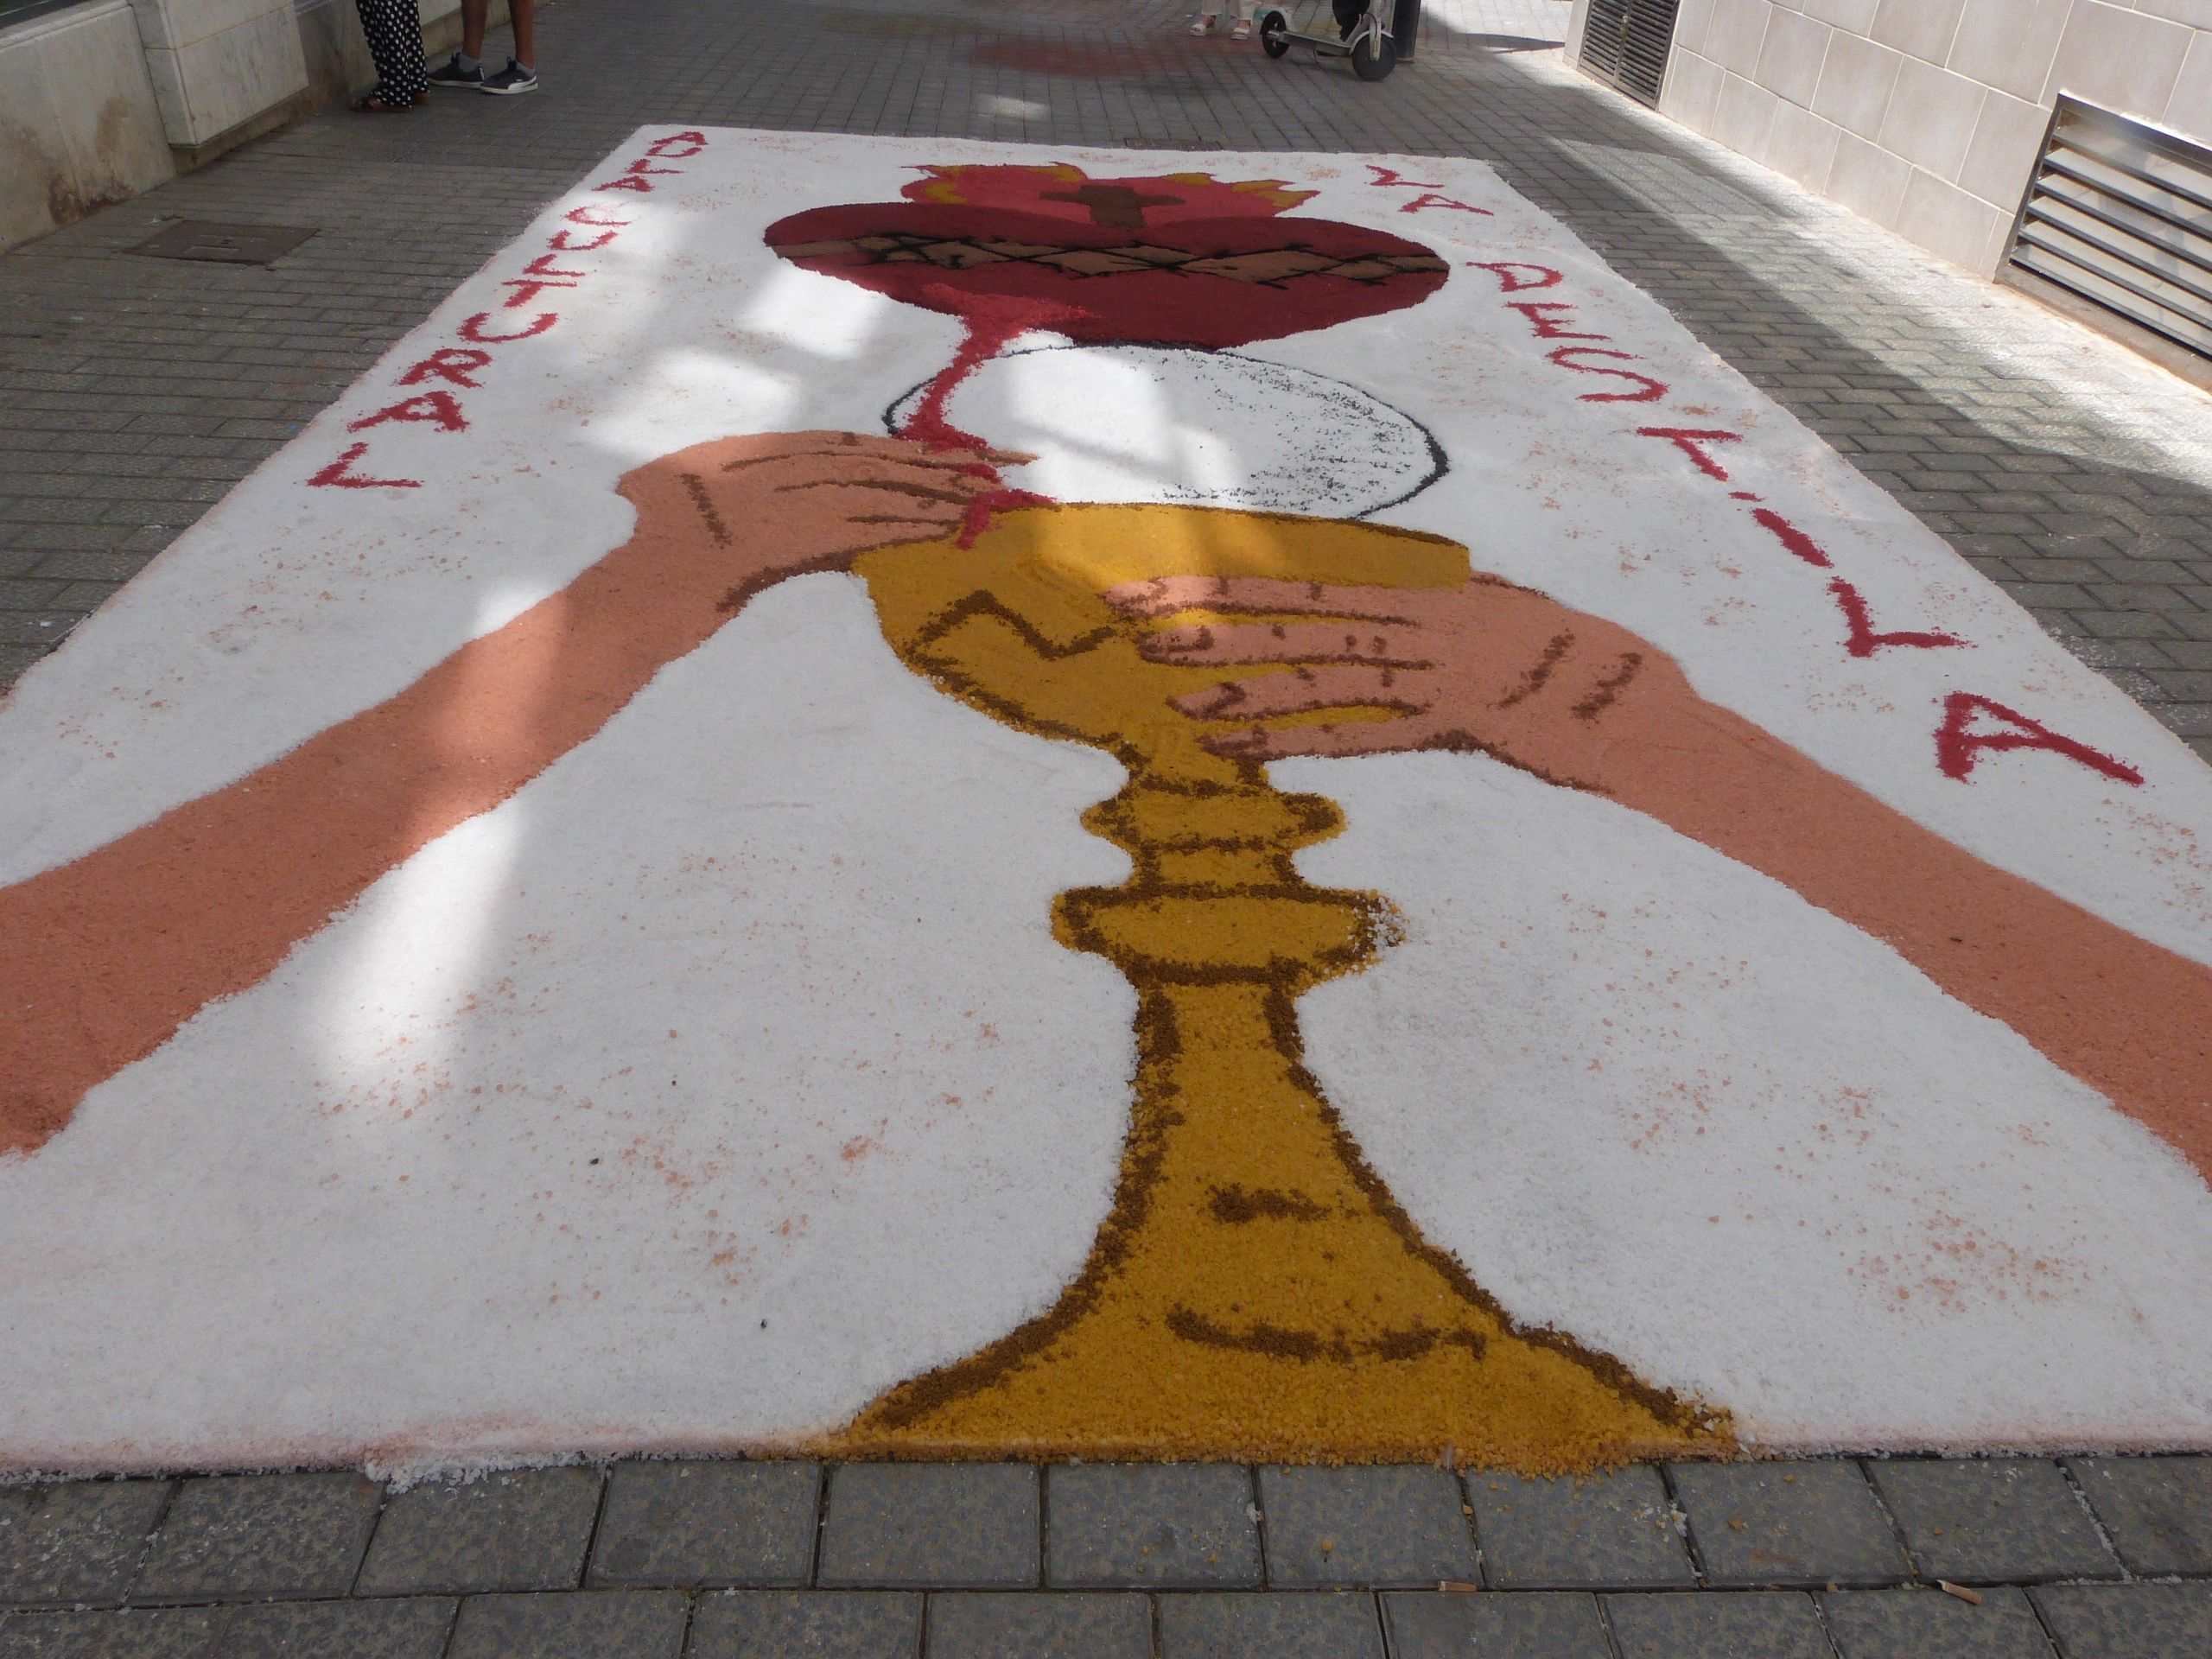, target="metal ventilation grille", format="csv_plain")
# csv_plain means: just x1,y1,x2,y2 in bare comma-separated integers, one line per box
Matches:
1579,0,1680,108
2006,98,2212,365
